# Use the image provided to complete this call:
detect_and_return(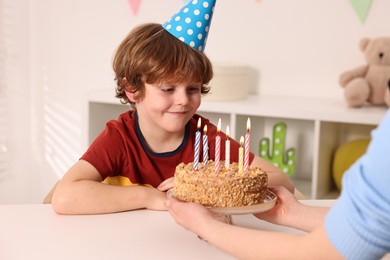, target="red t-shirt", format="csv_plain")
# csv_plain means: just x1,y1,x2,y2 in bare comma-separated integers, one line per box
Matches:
81,111,254,188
